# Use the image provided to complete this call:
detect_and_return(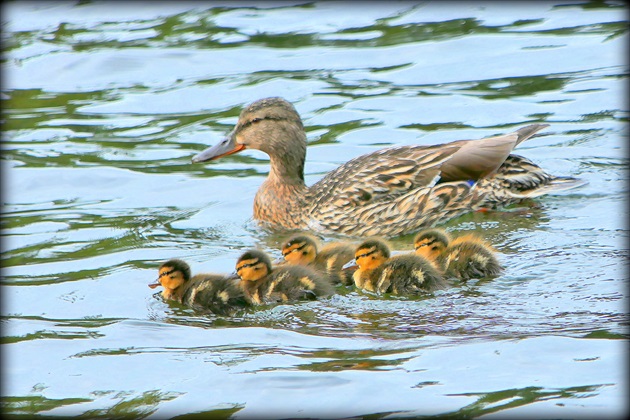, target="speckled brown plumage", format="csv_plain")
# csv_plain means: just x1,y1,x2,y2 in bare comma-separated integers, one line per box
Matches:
192,97,586,237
